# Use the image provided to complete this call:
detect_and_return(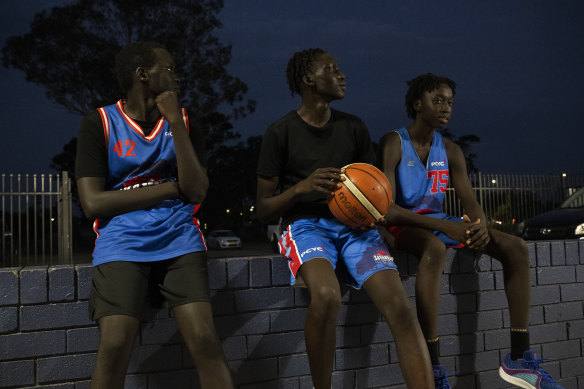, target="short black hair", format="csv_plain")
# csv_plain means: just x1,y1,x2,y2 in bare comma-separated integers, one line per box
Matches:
115,41,166,93
285,48,326,96
405,73,457,119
